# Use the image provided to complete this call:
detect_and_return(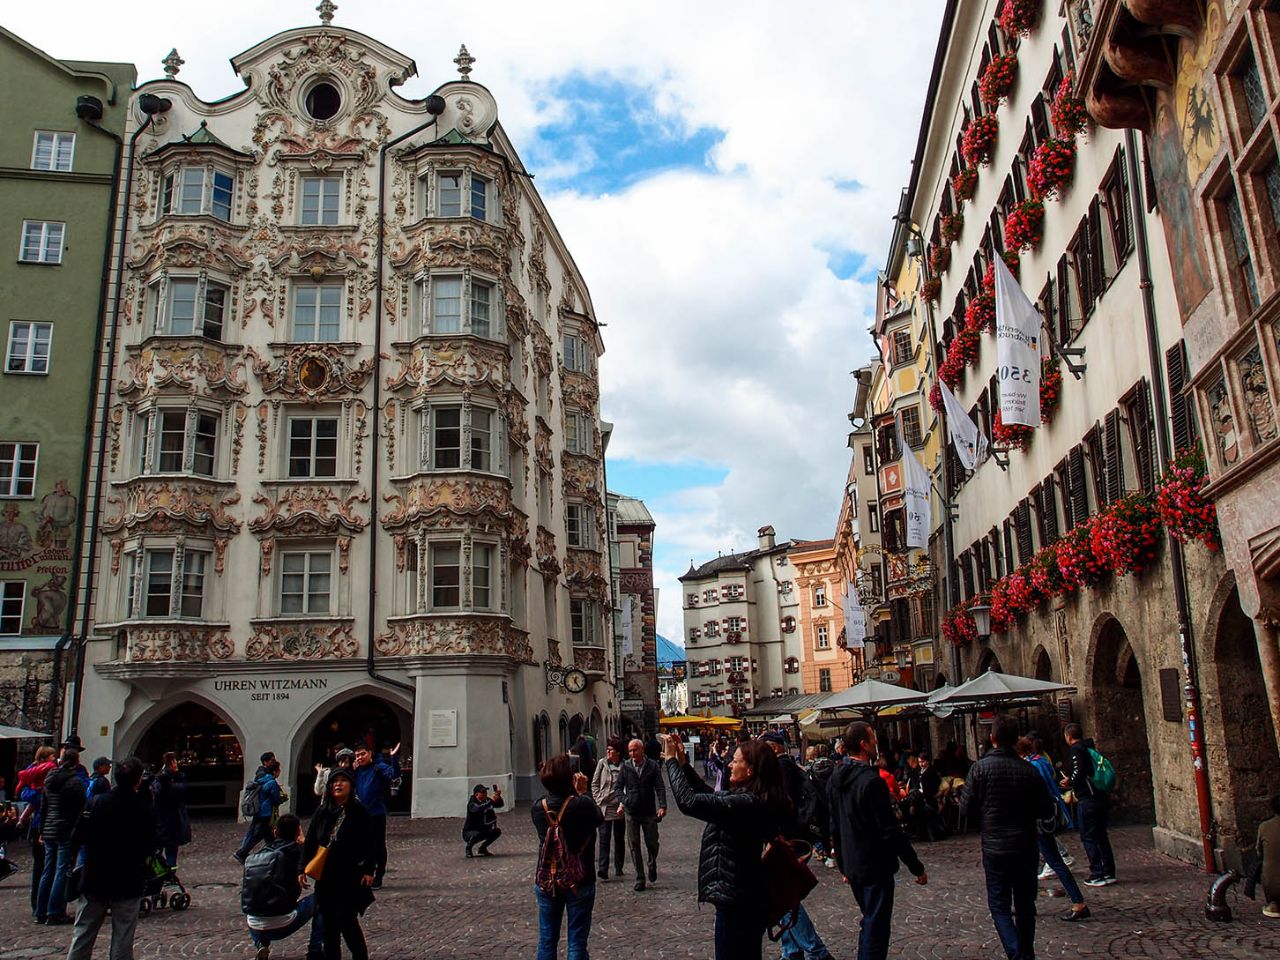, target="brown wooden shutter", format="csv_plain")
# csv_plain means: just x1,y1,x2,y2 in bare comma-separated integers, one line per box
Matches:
1117,147,1134,257
1104,409,1124,503
1016,500,1033,564
991,526,1004,578
1004,518,1016,570
1131,380,1155,492
1166,340,1198,453
1088,199,1107,295
1057,255,1073,342
1042,478,1060,542
1032,484,1048,543
1069,445,1090,520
